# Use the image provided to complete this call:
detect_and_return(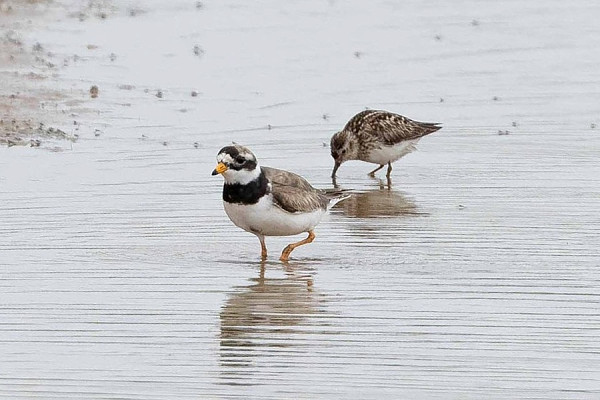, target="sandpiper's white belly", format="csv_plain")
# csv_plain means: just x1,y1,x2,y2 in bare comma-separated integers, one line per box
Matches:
364,139,420,165
223,194,327,236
